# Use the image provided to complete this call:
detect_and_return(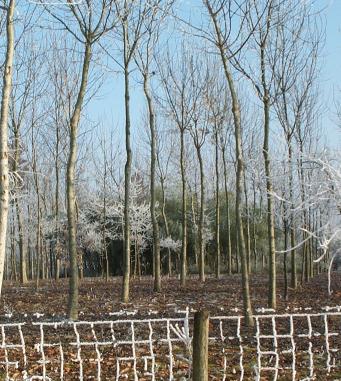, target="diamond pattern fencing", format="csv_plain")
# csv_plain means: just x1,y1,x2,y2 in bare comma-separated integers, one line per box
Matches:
0,309,341,380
